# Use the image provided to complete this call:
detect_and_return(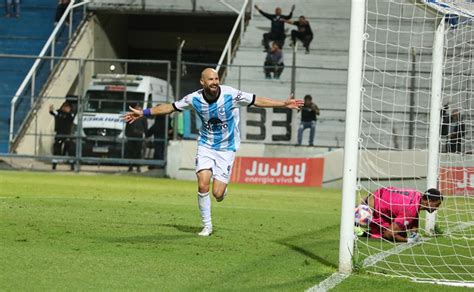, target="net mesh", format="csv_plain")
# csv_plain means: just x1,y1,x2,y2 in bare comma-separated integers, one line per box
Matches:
354,0,474,285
